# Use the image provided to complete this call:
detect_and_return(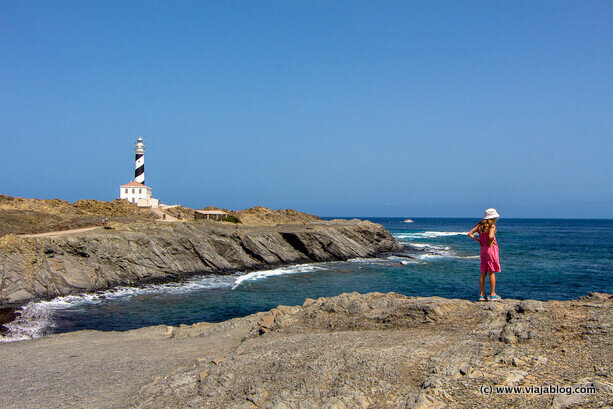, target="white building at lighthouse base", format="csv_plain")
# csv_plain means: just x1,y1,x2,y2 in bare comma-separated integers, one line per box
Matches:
120,181,159,208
